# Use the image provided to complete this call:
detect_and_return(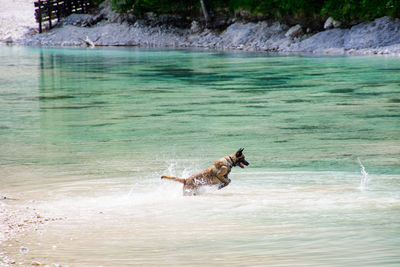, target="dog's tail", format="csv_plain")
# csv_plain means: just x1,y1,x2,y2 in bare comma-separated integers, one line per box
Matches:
161,175,186,184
